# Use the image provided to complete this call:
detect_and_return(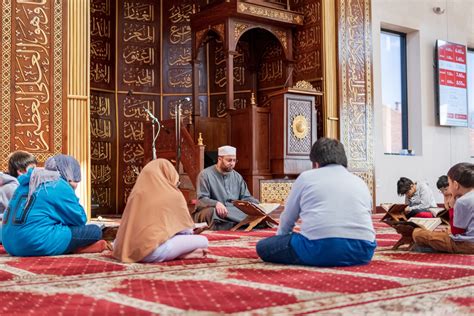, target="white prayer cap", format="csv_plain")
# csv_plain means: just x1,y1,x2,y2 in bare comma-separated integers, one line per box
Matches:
218,145,236,156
